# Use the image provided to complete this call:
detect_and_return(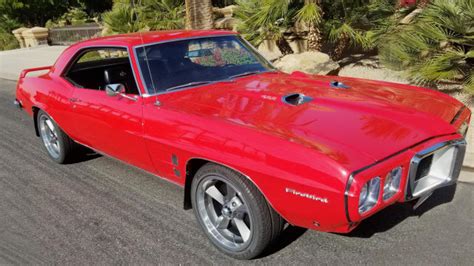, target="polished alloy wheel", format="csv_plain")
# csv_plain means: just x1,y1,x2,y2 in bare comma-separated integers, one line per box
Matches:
196,175,253,251
39,115,61,159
